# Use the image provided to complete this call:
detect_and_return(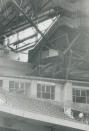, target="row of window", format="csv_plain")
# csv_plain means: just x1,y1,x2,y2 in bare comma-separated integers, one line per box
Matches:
1,78,89,103
9,81,30,94
72,88,89,104
73,88,89,97
0,79,30,94
0,79,55,100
